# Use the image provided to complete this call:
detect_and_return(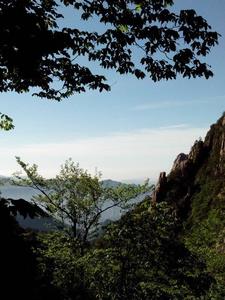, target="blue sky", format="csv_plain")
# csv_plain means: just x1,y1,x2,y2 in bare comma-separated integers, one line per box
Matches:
0,0,225,182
